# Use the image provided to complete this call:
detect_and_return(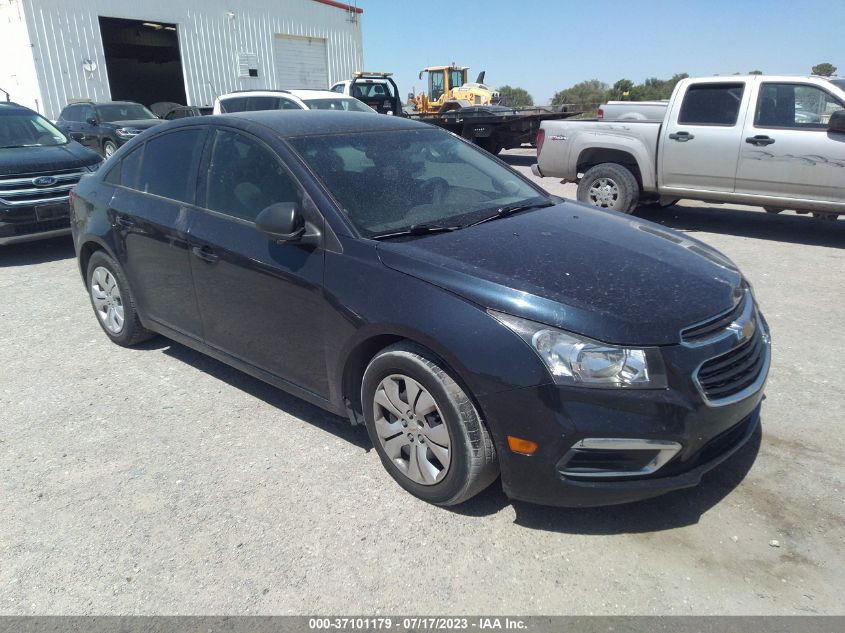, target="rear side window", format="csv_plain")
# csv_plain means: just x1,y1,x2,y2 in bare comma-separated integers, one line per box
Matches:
61,105,80,122
204,129,302,222
104,145,143,189
678,83,744,126
136,129,205,203
219,97,249,113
